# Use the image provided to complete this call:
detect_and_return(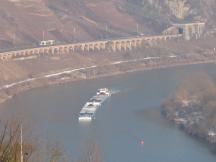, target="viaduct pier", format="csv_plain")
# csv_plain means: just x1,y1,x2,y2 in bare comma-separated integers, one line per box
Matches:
0,22,206,61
